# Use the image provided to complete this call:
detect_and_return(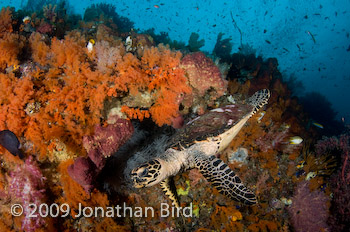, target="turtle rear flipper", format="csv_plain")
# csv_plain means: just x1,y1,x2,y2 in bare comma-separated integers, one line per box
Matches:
194,154,257,205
